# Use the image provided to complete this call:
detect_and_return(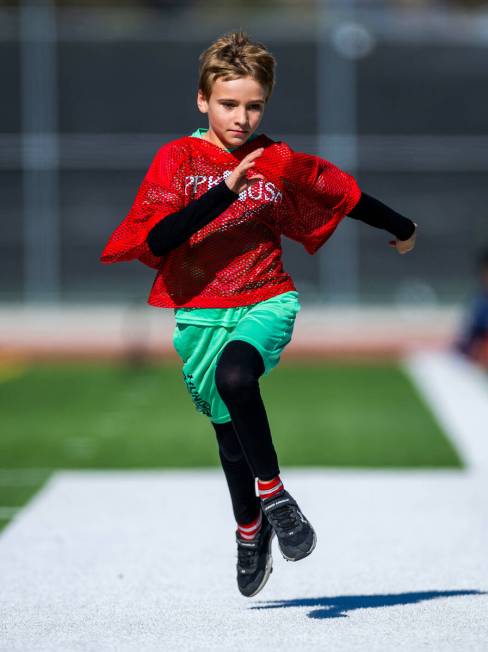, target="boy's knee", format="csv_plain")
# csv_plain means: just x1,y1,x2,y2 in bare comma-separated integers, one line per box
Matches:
215,364,257,400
